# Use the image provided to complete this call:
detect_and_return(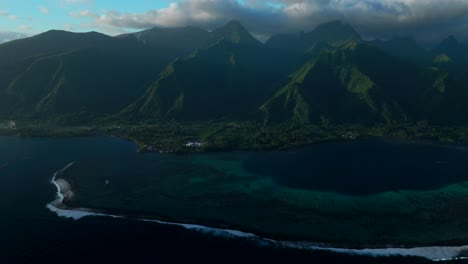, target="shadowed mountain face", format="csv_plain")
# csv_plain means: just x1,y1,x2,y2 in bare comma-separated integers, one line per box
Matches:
431,36,468,66
370,37,432,64
211,20,263,47
0,33,170,116
266,21,362,54
0,30,112,67
119,26,212,59
260,42,467,124
0,20,467,125
121,40,284,121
